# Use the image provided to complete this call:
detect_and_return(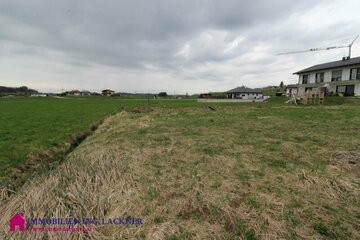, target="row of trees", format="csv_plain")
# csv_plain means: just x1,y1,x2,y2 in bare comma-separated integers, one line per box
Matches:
158,92,167,97
0,86,38,94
